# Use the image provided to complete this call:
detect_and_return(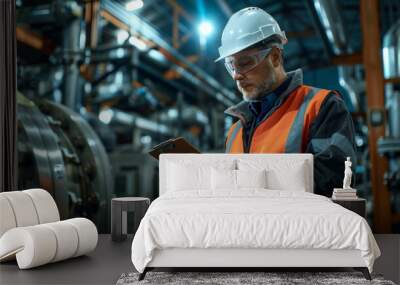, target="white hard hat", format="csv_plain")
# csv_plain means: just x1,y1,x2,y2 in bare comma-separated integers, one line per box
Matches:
215,7,287,62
